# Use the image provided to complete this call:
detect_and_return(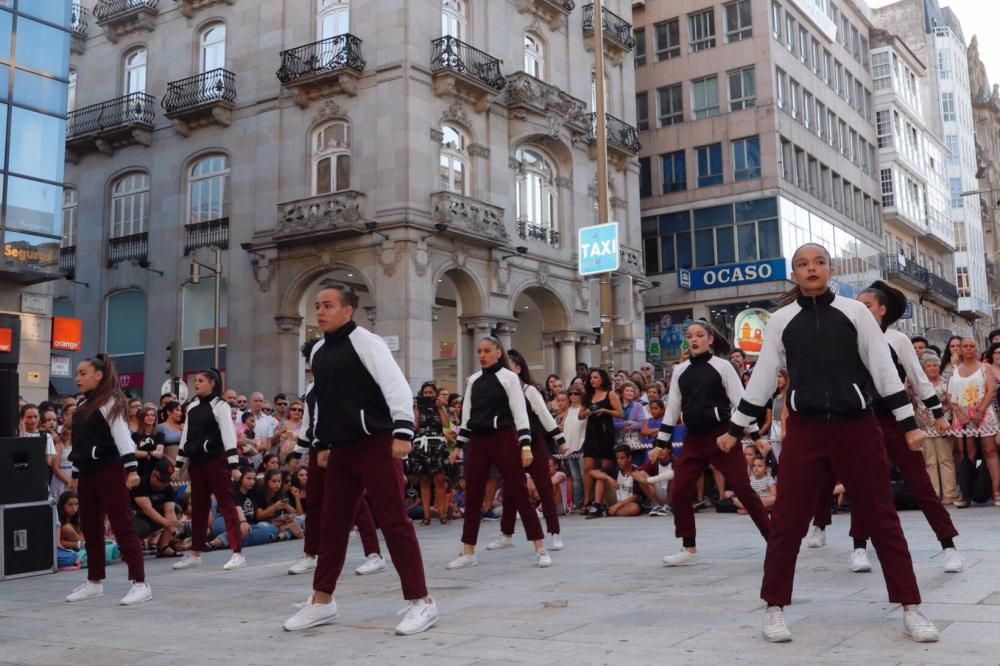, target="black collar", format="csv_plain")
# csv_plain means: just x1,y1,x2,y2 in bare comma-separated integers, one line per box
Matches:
324,319,357,344
797,289,835,308
689,351,712,364
482,361,504,375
